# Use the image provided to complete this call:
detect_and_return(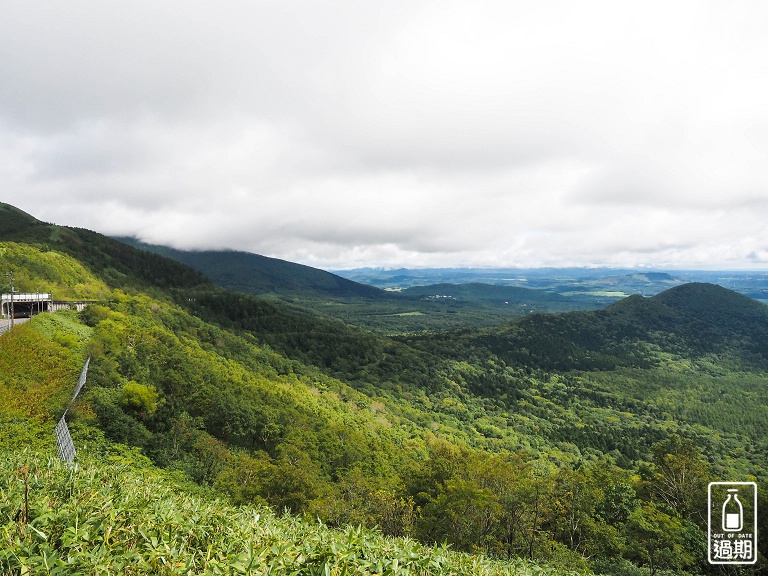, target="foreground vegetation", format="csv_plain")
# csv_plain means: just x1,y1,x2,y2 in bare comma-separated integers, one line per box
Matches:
0,301,573,575
3,446,579,575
